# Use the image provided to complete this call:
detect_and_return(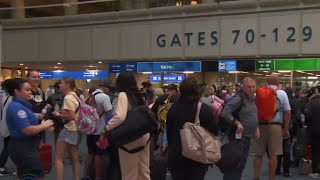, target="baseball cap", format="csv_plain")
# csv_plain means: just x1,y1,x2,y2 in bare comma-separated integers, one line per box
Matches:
167,84,178,91
235,82,242,87
99,80,111,88
53,81,61,89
